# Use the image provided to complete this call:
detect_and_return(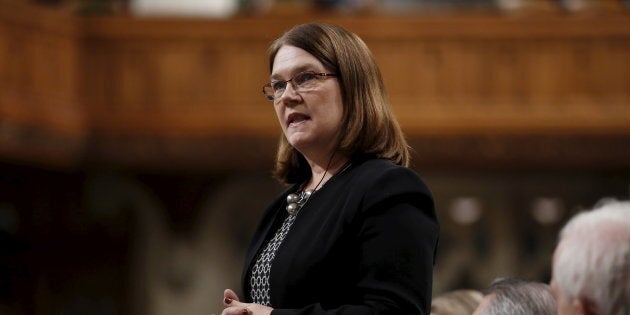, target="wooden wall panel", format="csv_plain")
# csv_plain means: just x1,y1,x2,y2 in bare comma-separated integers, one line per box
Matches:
2,1,630,170
373,37,630,135
81,14,630,138
83,35,277,136
0,1,85,167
